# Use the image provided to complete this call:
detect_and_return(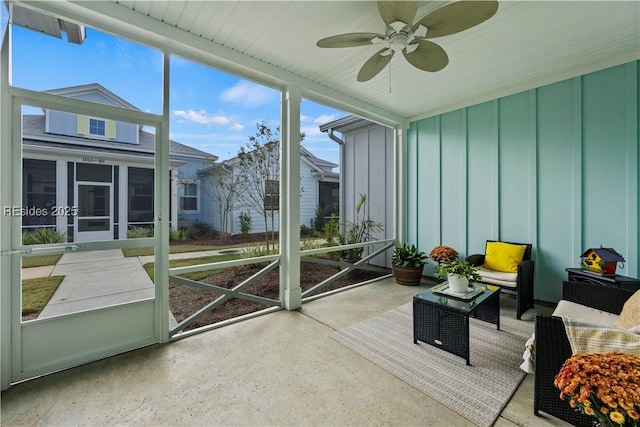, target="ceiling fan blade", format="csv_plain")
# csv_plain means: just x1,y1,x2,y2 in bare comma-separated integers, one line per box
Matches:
317,32,384,48
414,1,498,39
403,40,449,72
357,48,395,82
377,1,417,29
